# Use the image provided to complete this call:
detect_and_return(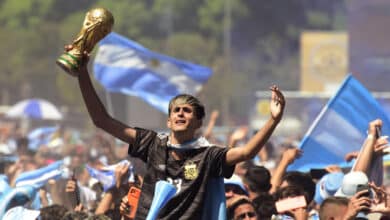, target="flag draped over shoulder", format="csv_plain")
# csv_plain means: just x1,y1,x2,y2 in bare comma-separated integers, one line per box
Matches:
93,32,213,113
289,74,390,172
